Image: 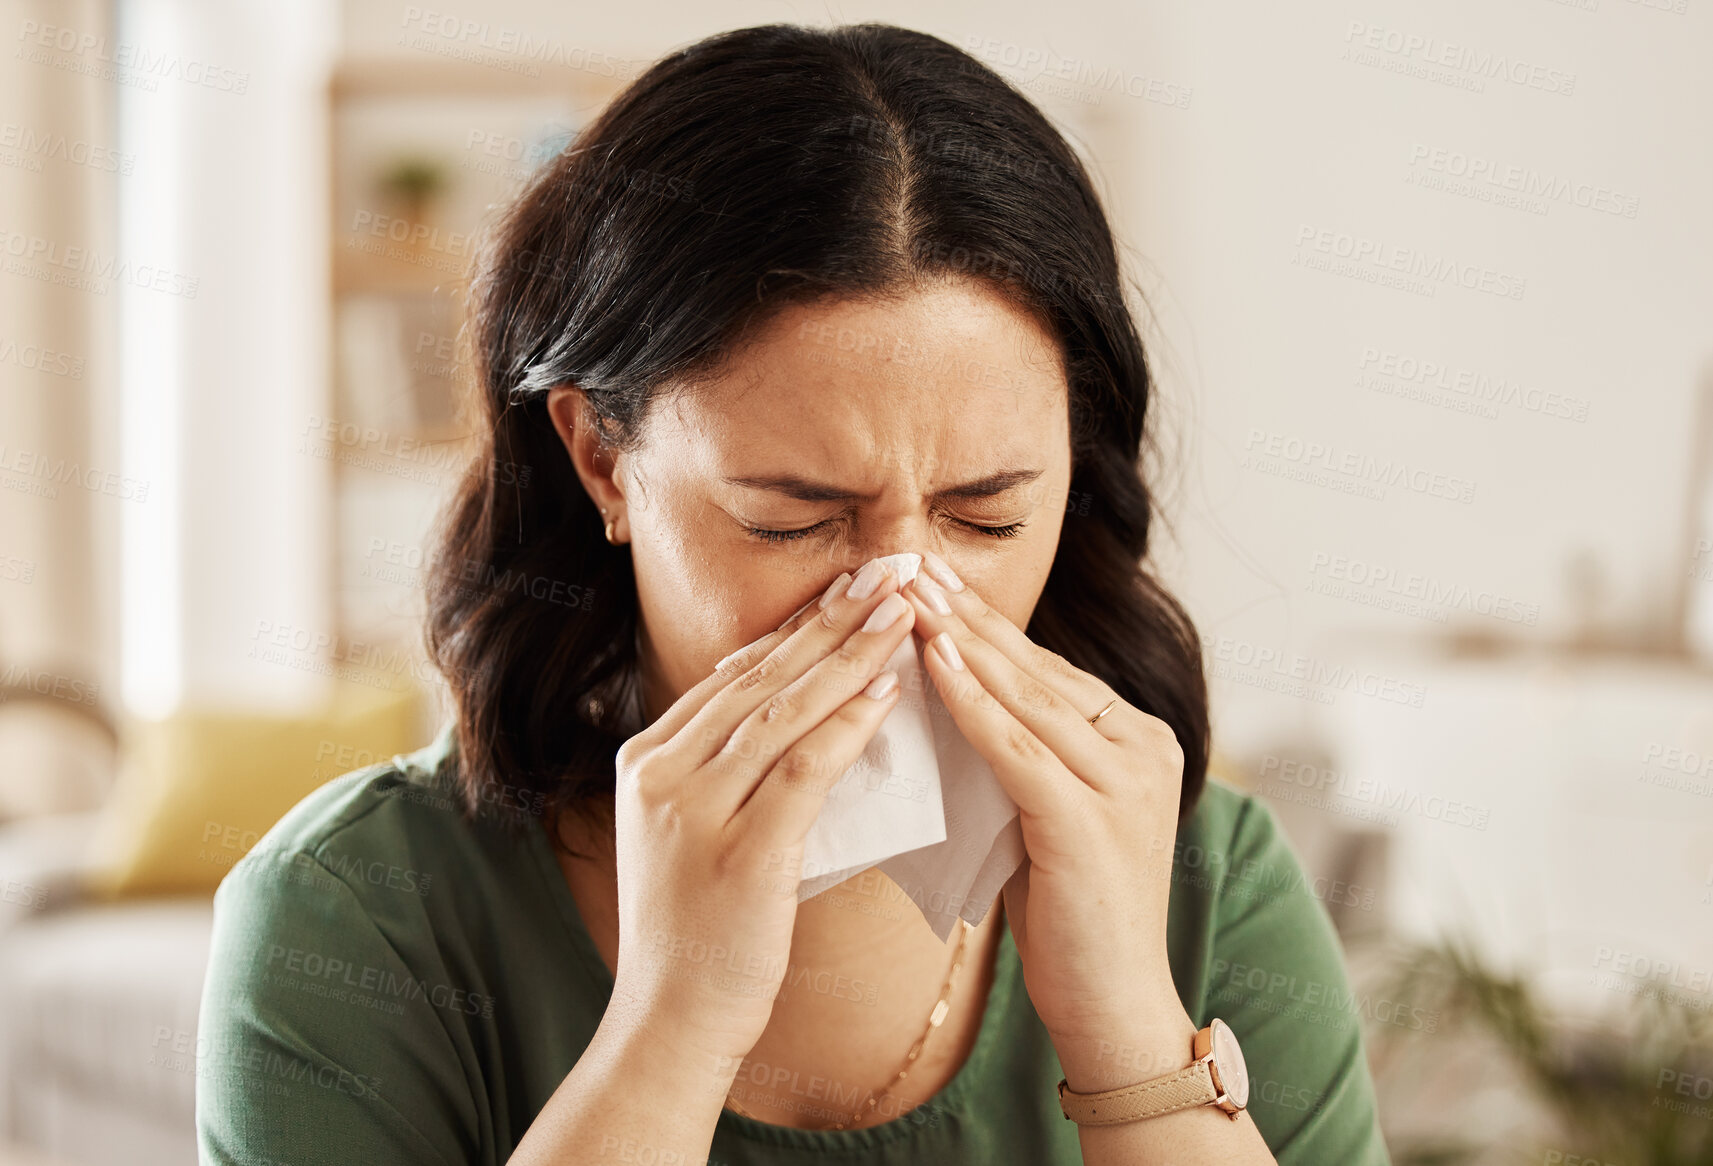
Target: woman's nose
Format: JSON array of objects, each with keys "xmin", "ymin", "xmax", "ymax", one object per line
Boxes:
[{"xmin": 842, "ymin": 519, "xmax": 943, "ymax": 574}]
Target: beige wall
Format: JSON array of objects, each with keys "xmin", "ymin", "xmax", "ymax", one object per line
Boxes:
[
  {"xmin": 340, "ymin": 0, "xmax": 1713, "ymax": 747},
  {"xmin": 9, "ymin": 0, "xmax": 1711, "ymax": 808},
  {"xmin": 326, "ymin": 0, "xmax": 1713, "ymax": 988}
]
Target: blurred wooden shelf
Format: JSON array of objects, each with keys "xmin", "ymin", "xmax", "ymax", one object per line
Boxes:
[{"xmin": 323, "ymin": 52, "xmax": 625, "ymax": 645}]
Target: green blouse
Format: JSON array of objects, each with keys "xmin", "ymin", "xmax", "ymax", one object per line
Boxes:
[{"xmin": 195, "ymin": 724, "xmax": 1391, "ymax": 1164}]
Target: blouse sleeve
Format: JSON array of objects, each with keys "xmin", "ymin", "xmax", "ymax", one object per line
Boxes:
[
  {"xmin": 1200, "ymin": 794, "xmax": 1393, "ymax": 1165},
  {"xmin": 195, "ymin": 848, "xmax": 475, "ymax": 1166}
]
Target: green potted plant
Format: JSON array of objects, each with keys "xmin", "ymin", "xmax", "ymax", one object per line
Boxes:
[{"xmin": 1368, "ymin": 937, "xmax": 1713, "ymax": 1165}]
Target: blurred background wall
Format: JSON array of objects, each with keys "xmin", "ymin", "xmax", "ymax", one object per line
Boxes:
[{"xmin": 1, "ymin": 0, "xmax": 1709, "ymax": 1163}]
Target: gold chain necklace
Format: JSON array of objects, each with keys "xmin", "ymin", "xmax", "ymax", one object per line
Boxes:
[{"xmin": 724, "ymin": 918, "xmax": 974, "ymax": 1131}]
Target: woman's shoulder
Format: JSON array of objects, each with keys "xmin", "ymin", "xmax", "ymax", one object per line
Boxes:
[
  {"xmin": 205, "ymin": 722, "xmax": 552, "ymax": 952},
  {"xmin": 1179, "ymin": 778, "xmax": 1369, "ymax": 921},
  {"xmin": 219, "ymin": 722, "xmax": 497, "ymax": 898},
  {"xmin": 247, "ymin": 721, "xmax": 460, "ymax": 847},
  {"xmin": 196, "ymin": 722, "xmax": 522, "ymax": 1165},
  {"xmin": 1168, "ymin": 783, "xmax": 1394, "ymax": 1163},
  {"xmin": 199, "ymin": 718, "xmax": 551, "ymax": 1041},
  {"xmin": 1170, "ymin": 778, "xmax": 1292, "ymax": 898},
  {"xmin": 1165, "ymin": 778, "xmax": 1347, "ymax": 997},
  {"xmin": 1178, "ymin": 776, "xmax": 1277, "ymax": 839}
]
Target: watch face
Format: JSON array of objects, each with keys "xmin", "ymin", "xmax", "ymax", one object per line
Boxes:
[{"xmin": 1211, "ymin": 1019, "xmax": 1249, "ymax": 1108}]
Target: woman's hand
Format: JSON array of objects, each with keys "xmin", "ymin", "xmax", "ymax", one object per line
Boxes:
[
  {"xmin": 605, "ymin": 559, "xmax": 917, "ymax": 1073},
  {"xmin": 899, "ymin": 553, "xmax": 1199, "ymax": 1090}
]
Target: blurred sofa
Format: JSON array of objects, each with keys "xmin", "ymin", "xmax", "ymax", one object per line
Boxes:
[
  {"xmin": 0, "ymin": 682, "xmax": 422, "ymax": 1166},
  {"xmin": 0, "ymin": 826, "xmax": 211, "ymax": 1165}
]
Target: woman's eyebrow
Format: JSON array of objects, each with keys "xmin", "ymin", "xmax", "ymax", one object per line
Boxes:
[{"xmin": 722, "ymin": 467, "xmax": 1043, "ymax": 502}]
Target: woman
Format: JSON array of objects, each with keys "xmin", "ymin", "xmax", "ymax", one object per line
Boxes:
[{"xmin": 197, "ymin": 22, "xmax": 1390, "ymax": 1165}]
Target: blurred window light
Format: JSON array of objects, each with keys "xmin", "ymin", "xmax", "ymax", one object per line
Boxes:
[{"xmin": 117, "ymin": 0, "xmax": 184, "ymax": 719}]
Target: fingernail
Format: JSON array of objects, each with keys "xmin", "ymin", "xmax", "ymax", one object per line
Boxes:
[
  {"xmin": 845, "ymin": 558, "xmax": 890, "ymax": 600},
  {"xmin": 912, "ymin": 574, "xmax": 951, "ymax": 615},
  {"xmin": 862, "ymin": 592, "xmax": 908, "ymax": 632},
  {"xmin": 933, "ymin": 632, "xmax": 965, "ymax": 671},
  {"xmin": 818, "ymin": 572, "xmax": 852, "ymax": 609},
  {"xmin": 863, "ymin": 669, "xmax": 899, "ymax": 700},
  {"xmin": 921, "ymin": 550, "xmax": 964, "ymax": 592}
]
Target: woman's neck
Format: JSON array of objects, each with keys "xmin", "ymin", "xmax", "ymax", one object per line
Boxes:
[
  {"xmin": 548, "ymin": 808, "xmax": 1004, "ymax": 1131},
  {"xmin": 742, "ymin": 867, "xmax": 1006, "ymax": 1129}
]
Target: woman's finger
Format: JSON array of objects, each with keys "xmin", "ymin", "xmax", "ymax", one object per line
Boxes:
[
  {"xmin": 903, "ymin": 574, "xmax": 1127, "ymax": 793},
  {"xmin": 711, "ymin": 570, "xmax": 852, "ymax": 677},
  {"xmin": 917, "ymin": 627, "xmax": 1079, "ymax": 820},
  {"xmin": 915, "ymin": 568, "xmax": 1124, "ymax": 731},
  {"xmin": 626, "ymin": 571, "xmax": 853, "ymax": 755},
  {"xmin": 675, "ymin": 559, "xmax": 904, "ymax": 767},
  {"xmin": 733, "ymin": 665, "xmax": 904, "ymax": 846},
  {"xmin": 697, "ymin": 586, "xmax": 917, "ymax": 814}
]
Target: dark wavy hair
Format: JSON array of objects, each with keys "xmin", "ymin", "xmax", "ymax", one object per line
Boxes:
[{"xmin": 424, "ymin": 22, "xmax": 1208, "ymax": 842}]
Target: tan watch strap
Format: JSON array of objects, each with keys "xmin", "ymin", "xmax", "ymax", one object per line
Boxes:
[{"xmin": 1056, "ymin": 1059, "xmax": 1217, "ymax": 1125}]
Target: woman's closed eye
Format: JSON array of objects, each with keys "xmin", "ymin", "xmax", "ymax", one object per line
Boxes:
[{"xmin": 742, "ymin": 514, "xmax": 1029, "ymax": 544}]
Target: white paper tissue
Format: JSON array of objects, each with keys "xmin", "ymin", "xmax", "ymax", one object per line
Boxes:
[{"xmin": 795, "ymin": 552, "xmax": 1028, "ymax": 941}]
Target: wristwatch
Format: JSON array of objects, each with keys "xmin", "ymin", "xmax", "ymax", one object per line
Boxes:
[{"xmin": 1056, "ymin": 1018, "xmax": 1250, "ymax": 1126}]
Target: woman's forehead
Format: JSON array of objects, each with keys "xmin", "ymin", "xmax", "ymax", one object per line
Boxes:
[
  {"xmin": 646, "ymin": 283, "xmax": 1070, "ymax": 470},
  {"xmin": 651, "ymin": 380, "xmax": 1068, "ymax": 493}
]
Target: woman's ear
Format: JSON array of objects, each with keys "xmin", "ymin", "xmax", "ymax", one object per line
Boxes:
[{"xmin": 545, "ymin": 385, "xmax": 627, "ymax": 540}]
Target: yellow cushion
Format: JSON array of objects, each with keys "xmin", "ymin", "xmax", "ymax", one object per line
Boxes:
[{"xmin": 83, "ymin": 681, "xmax": 425, "ymax": 898}]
